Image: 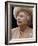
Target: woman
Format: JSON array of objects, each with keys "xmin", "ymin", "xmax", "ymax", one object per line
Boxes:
[{"xmin": 11, "ymin": 7, "xmax": 33, "ymax": 39}]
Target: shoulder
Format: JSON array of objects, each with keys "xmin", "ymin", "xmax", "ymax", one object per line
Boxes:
[
  {"xmin": 11, "ymin": 27, "xmax": 19, "ymax": 33},
  {"xmin": 11, "ymin": 27, "xmax": 20, "ymax": 38},
  {"xmin": 28, "ymin": 27, "xmax": 33, "ymax": 37},
  {"xmin": 11, "ymin": 27, "xmax": 19, "ymax": 37},
  {"xmin": 11, "ymin": 27, "xmax": 18, "ymax": 31},
  {"xmin": 29, "ymin": 27, "xmax": 32, "ymax": 31}
]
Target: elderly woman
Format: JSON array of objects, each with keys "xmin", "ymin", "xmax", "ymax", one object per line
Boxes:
[{"xmin": 11, "ymin": 7, "xmax": 33, "ymax": 38}]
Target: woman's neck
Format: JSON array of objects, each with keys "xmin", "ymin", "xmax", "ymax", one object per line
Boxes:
[{"xmin": 19, "ymin": 24, "xmax": 28, "ymax": 32}]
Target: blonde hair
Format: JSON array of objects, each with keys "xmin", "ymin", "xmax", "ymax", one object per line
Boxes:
[{"xmin": 13, "ymin": 7, "xmax": 32, "ymax": 19}]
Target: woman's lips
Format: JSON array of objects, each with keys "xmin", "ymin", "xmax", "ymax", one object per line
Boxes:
[{"xmin": 17, "ymin": 21, "xmax": 22, "ymax": 23}]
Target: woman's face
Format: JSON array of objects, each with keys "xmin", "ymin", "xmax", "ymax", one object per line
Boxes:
[{"xmin": 16, "ymin": 11, "xmax": 30, "ymax": 26}]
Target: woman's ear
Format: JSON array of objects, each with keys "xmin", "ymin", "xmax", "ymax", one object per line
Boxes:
[
  {"xmin": 27, "ymin": 16, "xmax": 30, "ymax": 20},
  {"xmin": 27, "ymin": 15, "xmax": 32, "ymax": 26}
]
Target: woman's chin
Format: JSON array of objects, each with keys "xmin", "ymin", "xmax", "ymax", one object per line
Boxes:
[
  {"xmin": 17, "ymin": 23, "xmax": 25, "ymax": 26},
  {"xmin": 17, "ymin": 23, "xmax": 22, "ymax": 26},
  {"xmin": 17, "ymin": 23, "xmax": 27, "ymax": 27}
]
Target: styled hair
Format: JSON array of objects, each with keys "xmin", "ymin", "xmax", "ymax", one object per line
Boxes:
[
  {"xmin": 13, "ymin": 7, "xmax": 32, "ymax": 19},
  {"xmin": 13, "ymin": 7, "xmax": 33, "ymax": 28}
]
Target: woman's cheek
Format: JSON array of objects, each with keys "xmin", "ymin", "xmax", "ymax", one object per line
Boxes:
[{"xmin": 23, "ymin": 15, "xmax": 27, "ymax": 20}]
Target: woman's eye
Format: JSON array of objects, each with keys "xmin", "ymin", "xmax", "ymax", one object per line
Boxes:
[{"xmin": 20, "ymin": 15, "xmax": 24, "ymax": 17}]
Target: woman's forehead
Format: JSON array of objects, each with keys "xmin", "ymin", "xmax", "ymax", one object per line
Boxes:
[{"xmin": 17, "ymin": 10, "xmax": 29, "ymax": 16}]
